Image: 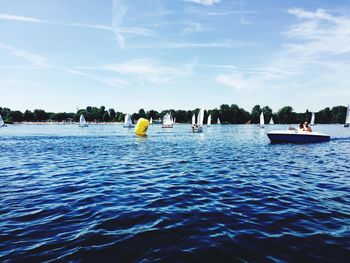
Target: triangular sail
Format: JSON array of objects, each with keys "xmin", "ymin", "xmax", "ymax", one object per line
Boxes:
[
  {"xmin": 310, "ymin": 112, "xmax": 315, "ymax": 125},
  {"xmin": 260, "ymin": 112, "xmax": 265, "ymax": 126},
  {"xmin": 217, "ymin": 118, "xmax": 221, "ymax": 124},
  {"xmin": 163, "ymin": 113, "xmax": 172, "ymax": 125},
  {"xmin": 124, "ymin": 114, "xmax": 133, "ymax": 126},
  {"xmin": 0, "ymin": 114, "xmax": 4, "ymax": 126},
  {"xmin": 345, "ymin": 104, "xmax": 350, "ymax": 124},
  {"xmin": 269, "ymin": 117, "xmax": 274, "ymax": 125},
  {"xmin": 150, "ymin": 117, "xmax": 153, "ymax": 124},
  {"xmin": 192, "ymin": 114, "xmax": 196, "ymax": 125},
  {"xmin": 197, "ymin": 107, "xmax": 205, "ymax": 126},
  {"xmin": 207, "ymin": 114, "xmax": 212, "ymax": 126},
  {"xmin": 79, "ymin": 114, "xmax": 87, "ymax": 126}
]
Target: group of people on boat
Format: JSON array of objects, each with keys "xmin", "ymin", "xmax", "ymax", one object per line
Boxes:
[{"xmin": 289, "ymin": 122, "xmax": 312, "ymax": 132}]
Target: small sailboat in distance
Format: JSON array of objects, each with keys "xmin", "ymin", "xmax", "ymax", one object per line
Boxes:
[
  {"xmin": 162, "ymin": 113, "xmax": 173, "ymax": 128},
  {"xmin": 123, "ymin": 113, "xmax": 135, "ymax": 128},
  {"xmin": 150, "ymin": 117, "xmax": 153, "ymax": 124},
  {"xmin": 217, "ymin": 118, "xmax": 221, "ymax": 124},
  {"xmin": 0, "ymin": 114, "xmax": 7, "ymax": 127},
  {"xmin": 344, "ymin": 104, "xmax": 350, "ymax": 127},
  {"xmin": 207, "ymin": 114, "xmax": 212, "ymax": 127},
  {"xmin": 192, "ymin": 107, "xmax": 204, "ymax": 133},
  {"xmin": 79, "ymin": 114, "xmax": 88, "ymax": 127},
  {"xmin": 258, "ymin": 112, "xmax": 265, "ymax": 128},
  {"xmin": 269, "ymin": 117, "xmax": 274, "ymax": 125},
  {"xmin": 310, "ymin": 112, "xmax": 315, "ymax": 126}
]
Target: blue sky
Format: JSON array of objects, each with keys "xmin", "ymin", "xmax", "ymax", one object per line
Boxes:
[{"xmin": 1, "ymin": 0, "xmax": 350, "ymax": 113}]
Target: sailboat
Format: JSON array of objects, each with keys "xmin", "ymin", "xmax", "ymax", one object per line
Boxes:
[
  {"xmin": 269, "ymin": 117, "xmax": 274, "ymax": 125},
  {"xmin": 310, "ymin": 112, "xmax": 315, "ymax": 126},
  {"xmin": 344, "ymin": 104, "xmax": 350, "ymax": 127},
  {"xmin": 79, "ymin": 114, "xmax": 88, "ymax": 127},
  {"xmin": 0, "ymin": 114, "xmax": 7, "ymax": 127},
  {"xmin": 150, "ymin": 117, "xmax": 153, "ymax": 124},
  {"xmin": 217, "ymin": 118, "xmax": 221, "ymax": 124},
  {"xmin": 259, "ymin": 112, "xmax": 265, "ymax": 128},
  {"xmin": 192, "ymin": 107, "xmax": 204, "ymax": 133},
  {"xmin": 207, "ymin": 114, "xmax": 212, "ymax": 127},
  {"xmin": 162, "ymin": 113, "xmax": 173, "ymax": 128},
  {"xmin": 123, "ymin": 113, "xmax": 134, "ymax": 128}
]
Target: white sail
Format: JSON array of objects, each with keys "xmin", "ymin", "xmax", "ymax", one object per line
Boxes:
[
  {"xmin": 310, "ymin": 112, "xmax": 315, "ymax": 125},
  {"xmin": 173, "ymin": 117, "xmax": 176, "ymax": 124},
  {"xmin": 0, "ymin": 114, "xmax": 4, "ymax": 126},
  {"xmin": 260, "ymin": 112, "xmax": 265, "ymax": 126},
  {"xmin": 207, "ymin": 114, "xmax": 212, "ymax": 126},
  {"xmin": 269, "ymin": 117, "xmax": 274, "ymax": 125},
  {"xmin": 124, "ymin": 113, "xmax": 133, "ymax": 126},
  {"xmin": 150, "ymin": 117, "xmax": 153, "ymax": 124},
  {"xmin": 217, "ymin": 118, "xmax": 221, "ymax": 124},
  {"xmin": 192, "ymin": 114, "xmax": 196, "ymax": 125},
  {"xmin": 197, "ymin": 107, "xmax": 205, "ymax": 126},
  {"xmin": 345, "ymin": 104, "xmax": 350, "ymax": 124},
  {"xmin": 163, "ymin": 113, "xmax": 172, "ymax": 126},
  {"xmin": 79, "ymin": 114, "xmax": 87, "ymax": 126}
]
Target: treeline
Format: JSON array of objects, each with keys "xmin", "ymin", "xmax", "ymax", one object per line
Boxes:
[{"xmin": 0, "ymin": 104, "xmax": 347, "ymax": 124}]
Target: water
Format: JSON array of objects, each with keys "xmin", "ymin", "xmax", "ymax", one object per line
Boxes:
[{"xmin": 0, "ymin": 124, "xmax": 349, "ymax": 262}]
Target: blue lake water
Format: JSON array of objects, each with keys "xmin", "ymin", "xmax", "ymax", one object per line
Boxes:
[{"xmin": 0, "ymin": 124, "xmax": 349, "ymax": 261}]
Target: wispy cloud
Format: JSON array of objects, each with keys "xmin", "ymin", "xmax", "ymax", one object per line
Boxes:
[
  {"xmin": 0, "ymin": 14, "xmax": 41, "ymax": 22},
  {"xmin": 0, "ymin": 43, "xmax": 49, "ymax": 66},
  {"xmin": 181, "ymin": 22, "xmax": 210, "ymax": 35},
  {"xmin": 130, "ymin": 39, "xmax": 256, "ymax": 49},
  {"xmin": 216, "ymin": 8, "xmax": 350, "ymax": 101},
  {"xmin": 183, "ymin": 0, "xmax": 221, "ymax": 6}
]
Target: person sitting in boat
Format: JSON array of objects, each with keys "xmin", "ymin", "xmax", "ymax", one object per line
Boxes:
[
  {"xmin": 298, "ymin": 123, "xmax": 304, "ymax": 133},
  {"xmin": 304, "ymin": 122, "xmax": 312, "ymax": 132}
]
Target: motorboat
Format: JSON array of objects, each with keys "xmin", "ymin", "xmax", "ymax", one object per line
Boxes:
[{"xmin": 267, "ymin": 130, "xmax": 330, "ymax": 143}]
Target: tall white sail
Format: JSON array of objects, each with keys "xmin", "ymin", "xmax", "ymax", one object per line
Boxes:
[
  {"xmin": 0, "ymin": 114, "xmax": 4, "ymax": 126},
  {"xmin": 173, "ymin": 117, "xmax": 176, "ymax": 124},
  {"xmin": 310, "ymin": 112, "xmax": 315, "ymax": 125},
  {"xmin": 269, "ymin": 117, "xmax": 274, "ymax": 125},
  {"xmin": 150, "ymin": 117, "xmax": 153, "ymax": 124},
  {"xmin": 192, "ymin": 114, "xmax": 196, "ymax": 125},
  {"xmin": 207, "ymin": 114, "xmax": 212, "ymax": 126},
  {"xmin": 79, "ymin": 114, "xmax": 87, "ymax": 126},
  {"xmin": 197, "ymin": 107, "xmax": 205, "ymax": 126},
  {"xmin": 163, "ymin": 113, "xmax": 172, "ymax": 126},
  {"xmin": 260, "ymin": 112, "xmax": 265, "ymax": 126},
  {"xmin": 345, "ymin": 105, "xmax": 350, "ymax": 124},
  {"xmin": 124, "ymin": 113, "xmax": 133, "ymax": 126},
  {"xmin": 217, "ymin": 118, "xmax": 221, "ymax": 124}
]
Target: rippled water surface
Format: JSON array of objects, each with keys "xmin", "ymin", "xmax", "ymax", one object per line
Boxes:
[{"xmin": 1, "ymin": 124, "xmax": 349, "ymax": 262}]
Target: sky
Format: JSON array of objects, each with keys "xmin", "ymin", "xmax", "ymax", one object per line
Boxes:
[{"xmin": 1, "ymin": 0, "xmax": 350, "ymax": 113}]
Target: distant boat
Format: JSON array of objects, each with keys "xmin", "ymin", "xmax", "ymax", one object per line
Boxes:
[
  {"xmin": 258, "ymin": 112, "xmax": 265, "ymax": 128},
  {"xmin": 217, "ymin": 118, "xmax": 221, "ymax": 124},
  {"xmin": 0, "ymin": 114, "xmax": 7, "ymax": 127},
  {"xmin": 79, "ymin": 114, "xmax": 88, "ymax": 127},
  {"xmin": 192, "ymin": 107, "xmax": 204, "ymax": 133},
  {"xmin": 310, "ymin": 112, "xmax": 315, "ymax": 126},
  {"xmin": 267, "ymin": 130, "xmax": 330, "ymax": 143},
  {"xmin": 162, "ymin": 113, "xmax": 173, "ymax": 128},
  {"xmin": 150, "ymin": 117, "xmax": 153, "ymax": 124},
  {"xmin": 207, "ymin": 114, "xmax": 212, "ymax": 127},
  {"xmin": 173, "ymin": 117, "xmax": 176, "ymax": 124},
  {"xmin": 269, "ymin": 117, "xmax": 274, "ymax": 125},
  {"xmin": 123, "ymin": 113, "xmax": 134, "ymax": 128},
  {"xmin": 344, "ymin": 104, "xmax": 350, "ymax": 127}
]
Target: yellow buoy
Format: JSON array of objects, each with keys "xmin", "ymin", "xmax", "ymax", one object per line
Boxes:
[{"xmin": 135, "ymin": 118, "xmax": 150, "ymax": 136}]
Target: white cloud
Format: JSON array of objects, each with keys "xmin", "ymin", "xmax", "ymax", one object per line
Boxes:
[
  {"xmin": 183, "ymin": 0, "xmax": 221, "ymax": 6},
  {"xmin": 98, "ymin": 59, "xmax": 194, "ymax": 84},
  {"xmin": 181, "ymin": 22, "xmax": 209, "ymax": 35},
  {"xmin": 0, "ymin": 14, "xmax": 41, "ymax": 23},
  {"xmin": 0, "ymin": 43, "xmax": 49, "ymax": 66}
]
